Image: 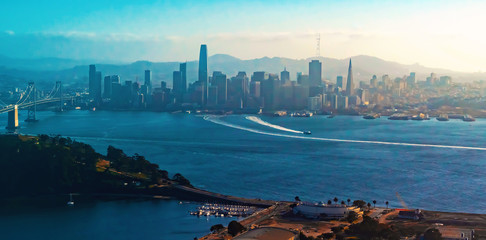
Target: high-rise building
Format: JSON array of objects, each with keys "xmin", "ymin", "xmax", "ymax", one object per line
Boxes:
[
  {"xmin": 345, "ymin": 59, "xmax": 354, "ymax": 96},
  {"xmin": 250, "ymin": 81, "xmax": 261, "ymax": 98},
  {"xmin": 211, "ymin": 71, "xmax": 228, "ymax": 105},
  {"xmin": 297, "ymin": 74, "xmax": 309, "ymax": 86},
  {"xmin": 309, "ymin": 60, "xmax": 322, "ymax": 86},
  {"xmin": 251, "ymin": 71, "xmax": 267, "ymax": 82},
  {"xmin": 280, "ymin": 67, "xmax": 290, "ymax": 84},
  {"xmin": 103, "ymin": 76, "xmax": 112, "ymax": 98},
  {"xmin": 198, "ymin": 44, "xmax": 208, "ymax": 105},
  {"xmin": 144, "ymin": 70, "xmax": 152, "ymax": 94},
  {"xmin": 180, "ymin": 62, "xmax": 187, "ymax": 94},
  {"xmin": 173, "ymin": 71, "xmax": 182, "ymax": 103},
  {"xmin": 336, "ymin": 76, "xmax": 344, "ymax": 89},
  {"xmin": 94, "ymin": 71, "xmax": 102, "ymax": 104},
  {"xmin": 89, "ymin": 65, "xmax": 96, "ymax": 99}
]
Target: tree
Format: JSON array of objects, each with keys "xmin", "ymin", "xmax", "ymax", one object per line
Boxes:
[
  {"xmin": 423, "ymin": 228, "xmax": 443, "ymax": 240},
  {"xmin": 353, "ymin": 200, "xmax": 366, "ymax": 208},
  {"xmin": 327, "ymin": 200, "xmax": 332, "ymax": 205},
  {"xmin": 341, "ymin": 201, "xmax": 345, "ymax": 205},
  {"xmin": 347, "ymin": 198, "xmax": 351, "ymax": 206},
  {"xmin": 295, "ymin": 196, "xmax": 301, "ymax": 202},
  {"xmin": 333, "ymin": 197, "xmax": 338, "ymax": 204},
  {"xmin": 331, "ymin": 226, "xmax": 343, "ymax": 234},
  {"xmin": 373, "ymin": 200, "xmax": 377, "ymax": 208},
  {"xmin": 346, "ymin": 211, "xmax": 359, "ymax": 223},
  {"xmin": 386, "ymin": 201, "xmax": 389, "ymax": 209},
  {"xmin": 227, "ymin": 221, "xmax": 246, "ymax": 236},
  {"xmin": 367, "ymin": 202, "xmax": 372, "ymax": 209},
  {"xmin": 210, "ymin": 224, "xmax": 224, "ymax": 233}
]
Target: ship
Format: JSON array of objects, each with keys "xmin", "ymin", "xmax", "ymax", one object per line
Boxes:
[
  {"xmin": 291, "ymin": 111, "xmax": 313, "ymax": 117},
  {"xmin": 363, "ymin": 113, "xmax": 380, "ymax": 119},
  {"xmin": 303, "ymin": 131, "xmax": 312, "ymax": 135},
  {"xmin": 463, "ymin": 114, "xmax": 476, "ymax": 122},
  {"xmin": 411, "ymin": 113, "xmax": 430, "ymax": 121},
  {"xmin": 436, "ymin": 114, "xmax": 449, "ymax": 121},
  {"xmin": 388, "ymin": 113, "xmax": 410, "ymax": 120}
]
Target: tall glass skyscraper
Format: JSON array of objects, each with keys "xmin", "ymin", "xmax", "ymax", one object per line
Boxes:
[
  {"xmin": 198, "ymin": 44, "xmax": 208, "ymax": 105},
  {"xmin": 309, "ymin": 60, "xmax": 322, "ymax": 86},
  {"xmin": 345, "ymin": 59, "xmax": 354, "ymax": 96}
]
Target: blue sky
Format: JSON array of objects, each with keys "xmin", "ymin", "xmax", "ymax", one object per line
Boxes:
[{"xmin": 1, "ymin": 0, "xmax": 485, "ymax": 72}]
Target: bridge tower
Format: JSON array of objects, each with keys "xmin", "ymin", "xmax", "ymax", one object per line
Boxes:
[
  {"xmin": 25, "ymin": 82, "xmax": 38, "ymax": 122},
  {"xmin": 6, "ymin": 105, "xmax": 19, "ymax": 131},
  {"xmin": 56, "ymin": 81, "xmax": 63, "ymax": 112}
]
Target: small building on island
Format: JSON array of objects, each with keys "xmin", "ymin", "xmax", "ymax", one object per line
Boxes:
[
  {"xmin": 292, "ymin": 202, "xmax": 362, "ymax": 219},
  {"xmin": 397, "ymin": 209, "xmax": 424, "ymax": 220}
]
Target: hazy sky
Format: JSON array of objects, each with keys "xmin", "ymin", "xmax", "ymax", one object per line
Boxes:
[{"xmin": 0, "ymin": 0, "xmax": 485, "ymax": 72}]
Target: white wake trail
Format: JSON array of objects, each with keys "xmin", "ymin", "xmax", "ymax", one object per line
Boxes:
[
  {"xmin": 245, "ymin": 116, "xmax": 303, "ymax": 133},
  {"xmin": 204, "ymin": 115, "xmax": 486, "ymax": 151}
]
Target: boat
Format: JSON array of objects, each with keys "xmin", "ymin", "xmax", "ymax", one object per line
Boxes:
[
  {"xmin": 303, "ymin": 131, "xmax": 311, "ymax": 135},
  {"xmin": 388, "ymin": 113, "xmax": 410, "ymax": 120},
  {"xmin": 363, "ymin": 113, "xmax": 380, "ymax": 119},
  {"xmin": 463, "ymin": 114, "xmax": 476, "ymax": 122},
  {"xmin": 67, "ymin": 193, "xmax": 74, "ymax": 206},
  {"xmin": 327, "ymin": 115, "xmax": 335, "ymax": 118},
  {"xmin": 436, "ymin": 114, "xmax": 449, "ymax": 121},
  {"xmin": 411, "ymin": 113, "xmax": 430, "ymax": 121}
]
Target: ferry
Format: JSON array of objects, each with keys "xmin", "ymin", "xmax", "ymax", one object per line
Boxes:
[
  {"xmin": 388, "ymin": 113, "xmax": 410, "ymax": 120},
  {"xmin": 463, "ymin": 114, "xmax": 476, "ymax": 122},
  {"xmin": 411, "ymin": 113, "xmax": 430, "ymax": 121},
  {"xmin": 363, "ymin": 113, "xmax": 380, "ymax": 119},
  {"xmin": 303, "ymin": 131, "xmax": 312, "ymax": 135},
  {"xmin": 67, "ymin": 193, "xmax": 74, "ymax": 206},
  {"xmin": 436, "ymin": 114, "xmax": 449, "ymax": 121}
]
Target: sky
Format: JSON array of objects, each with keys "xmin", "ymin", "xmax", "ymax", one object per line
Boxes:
[{"xmin": 0, "ymin": 0, "xmax": 485, "ymax": 72}]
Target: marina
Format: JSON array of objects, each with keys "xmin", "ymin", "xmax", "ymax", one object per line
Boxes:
[{"xmin": 190, "ymin": 203, "xmax": 260, "ymax": 218}]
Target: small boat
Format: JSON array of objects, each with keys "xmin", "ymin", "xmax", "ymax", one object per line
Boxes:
[
  {"xmin": 463, "ymin": 114, "xmax": 476, "ymax": 122},
  {"xmin": 327, "ymin": 115, "xmax": 335, "ymax": 118},
  {"xmin": 67, "ymin": 193, "xmax": 74, "ymax": 206},
  {"xmin": 303, "ymin": 131, "xmax": 311, "ymax": 135},
  {"xmin": 436, "ymin": 114, "xmax": 449, "ymax": 121},
  {"xmin": 363, "ymin": 113, "xmax": 380, "ymax": 119}
]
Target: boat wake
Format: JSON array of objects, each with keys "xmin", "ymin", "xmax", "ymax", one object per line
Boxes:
[
  {"xmin": 204, "ymin": 115, "xmax": 486, "ymax": 151},
  {"xmin": 245, "ymin": 116, "xmax": 303, "ymax": 134}
]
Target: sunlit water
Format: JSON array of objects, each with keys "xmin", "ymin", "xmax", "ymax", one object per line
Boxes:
[{"xmin": 1, "ymin": 110, "xmax": 485, "ymax": 238}]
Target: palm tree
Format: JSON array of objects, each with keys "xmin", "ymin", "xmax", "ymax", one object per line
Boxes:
[
  {"xmin": 341, "ymin": 201, "xmax": 345, "ymax": 205},
  {"xmin": 347, "ymin": 199, "xmax": 351, "ymax": 206},
  {"xmin": 385, "ymin": 201, "xmax": 389, "ymax": 209},
  {"xmin": 333, "ymin": 197, "xmax": 338, "ymax": 204},
  {"xmin": 367, "ymin": 202, "xmax": 371, "ymax": 210},
  {"xmin": 327, "ymin": 200, "xmax": 332, "ymax": 205},
  {"xmin": 373, "ymin": 200, "xmax": 377, "ymax": 208}
]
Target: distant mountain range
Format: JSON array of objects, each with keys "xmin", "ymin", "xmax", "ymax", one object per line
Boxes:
[{"xmin": 0, "ymin": 54, "xmax": 484, "ymax": 89}]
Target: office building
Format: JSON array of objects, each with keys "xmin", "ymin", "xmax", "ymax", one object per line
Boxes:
[
  {"xmin": 198, "ymin": 44, "xmax": 208, "ymax": 105},
  {"xmin": 345, "ymin": 59, "xmax": 354, "ymax": 96},
  {"xmin": 309, "ymin": 60, "xmax": 322, "ymax": 86},
  {"xmin": 336, "ymin": 76, "xmax": 344, "ymax": 89},
  {"xmin": 280, "ymin": 67, "xmax": 290, "ymax": 84}
]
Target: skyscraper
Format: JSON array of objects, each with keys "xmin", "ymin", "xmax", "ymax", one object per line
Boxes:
[
  {"xmin": 198, "ymin": 44, "xmax": 208, "ymax": 105},
  {"xmin": 280, "ymin": 67, "xmax": 290, "ymax": 84},
  {"xmin": 173, "ymin": 71, "xmax": 182, "ymax": 103},
  {"xmin": 345, "ymin": 59, "xmax": 354, "ymax": 96},
  {"xmin": 180, "ymin": 62, "xmax": 187, "ymax": 94},
  {"xmin": 94, "ymin": 71, "xmax": 102, "ymax": 104},
  {"xmin": 309, "ymin": 60, "xmax": 322, "ymax": 86},
  {"xmin": 103, "ymin": 76, "xmax": 111, "ymax": 98},
  {"xmin": 89, "ymin": 64, "xmax": 96, "ymax": 99},
  {"xmin": 144, "ymin": 70, "xmax": 152, "ymax": 94},
  {"xmin": 336, "ymin": 76, "xmax": 344, "ymax": 89}
]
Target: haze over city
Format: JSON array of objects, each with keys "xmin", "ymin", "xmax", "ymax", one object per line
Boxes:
[{"xmin": 1, "ymin": 0, "xmax": 485, "ymax": 72}]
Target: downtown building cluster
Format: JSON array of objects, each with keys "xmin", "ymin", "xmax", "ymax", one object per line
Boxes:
[{"xmin": 87, "ymin": 44, "xmax": 453, "ymax": 114}]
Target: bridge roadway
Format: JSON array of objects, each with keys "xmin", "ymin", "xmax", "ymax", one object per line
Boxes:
[{"xmin": 0, "ymin": 98, "xmax": 61, "ymax": 114}]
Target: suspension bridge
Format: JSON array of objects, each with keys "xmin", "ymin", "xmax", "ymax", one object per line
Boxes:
[{"xmin": 0, "ymin": 81, "xmax": 63, "ymax": 130}]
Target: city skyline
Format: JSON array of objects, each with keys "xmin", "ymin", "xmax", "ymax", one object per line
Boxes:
[{"xmin": 1, "ymin": 0, "xmax": 486, "ymax": 72}]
